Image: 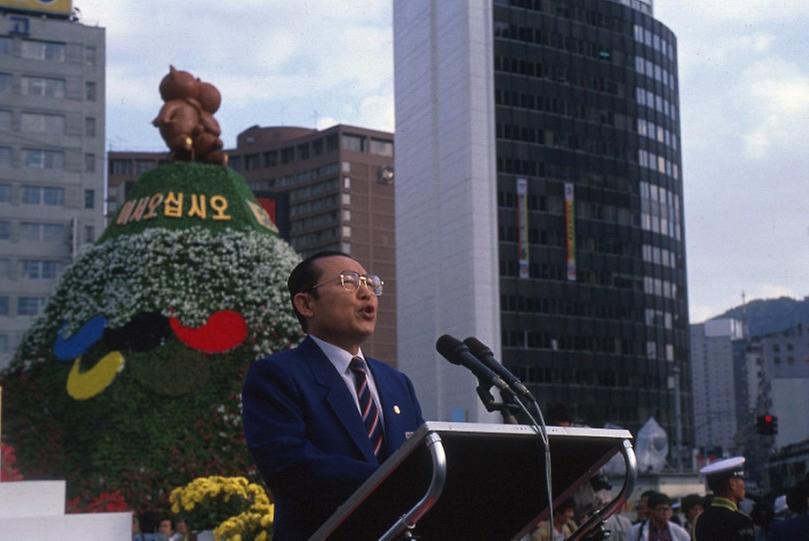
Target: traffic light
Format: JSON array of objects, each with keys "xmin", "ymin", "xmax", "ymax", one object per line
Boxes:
[{"xmin": 756, "ymin": 414, "xmax": 778, "ymax": 435}]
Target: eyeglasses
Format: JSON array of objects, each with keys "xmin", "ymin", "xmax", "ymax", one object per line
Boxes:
[{"xmin": 305, "ymin": 270, "xmax": 384, "ymax": 296}]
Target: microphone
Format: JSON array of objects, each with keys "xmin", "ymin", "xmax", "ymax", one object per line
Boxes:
[
  {"xmin": 464, "ymin": 336, "xmax": 535, "ymax": 401},
  {"xmin": 435, "ymin": 335, "xmax": 509, "ymax": 391}
]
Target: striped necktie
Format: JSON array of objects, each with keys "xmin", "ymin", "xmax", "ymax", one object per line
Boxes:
[{"xmin": 350, "ymin": 357, "xmax": 384, "ymax": 458}]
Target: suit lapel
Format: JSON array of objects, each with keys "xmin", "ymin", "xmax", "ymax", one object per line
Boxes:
[{"xmin": 301, "ymin": 337, "xmax": 375, "ymax": 462}]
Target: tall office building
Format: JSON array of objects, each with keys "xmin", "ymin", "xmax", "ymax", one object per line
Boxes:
[
  {"xmin": 0, "ymin": 2, "xmax": 105, "ymax": 370},
  {"xmin": 690, "ymin": 319, "xmax": 746, "ymax": 454},
  {"xmin": 394, "ymin": 0, "xmax": 690, "ymax": 448},
  {"xmin": 108, "ymin": 124, "xmax": 398, "ymax": 363}
]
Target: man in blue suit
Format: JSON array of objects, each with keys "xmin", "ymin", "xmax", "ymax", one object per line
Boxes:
[{"xmin": 242, "ymin": 251, "xmax": 424, "ymax": 540}]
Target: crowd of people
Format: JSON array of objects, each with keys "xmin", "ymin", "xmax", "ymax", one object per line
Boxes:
[
  {"xmin": 529, "ymin": 457, "xmax": 809, "ymax": 541},
  {"xmin": 132, "ymin": 514, "xmax": 194, "ymax": 541}
]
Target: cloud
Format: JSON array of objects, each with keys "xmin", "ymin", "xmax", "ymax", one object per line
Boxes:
[
  {"xmin": 734, "ymin": 58, "xmax": 809, "ymax": 158},
  {"xmin": 76, "ymin": 0, "xmax": 394, "ymax": 148}
]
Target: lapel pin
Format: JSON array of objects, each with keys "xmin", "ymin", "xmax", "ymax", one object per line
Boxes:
[{"xmin": 393, "ymin": 405, "xmax": 401, "ymax": 415}]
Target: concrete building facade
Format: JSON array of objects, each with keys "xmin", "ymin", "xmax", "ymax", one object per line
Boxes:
[
  {"xmin": 690, "ymin": 318, "xmax": 745, "ymax": 454},
  {"xmin": 0, "ymin": 7, "xmax": 105, "ymax": 369},
  {"xmin": 754, "ymin": 323, "xmax": 809, "ymax": 449},
  {"xmin": 394, "ymin": 0, "xmax": 690, "ymax": 443}
]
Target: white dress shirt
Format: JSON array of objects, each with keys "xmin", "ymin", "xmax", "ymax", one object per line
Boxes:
[{"xmin": 310, "ymin": 334, "xmax": 385, "ymax": 425}]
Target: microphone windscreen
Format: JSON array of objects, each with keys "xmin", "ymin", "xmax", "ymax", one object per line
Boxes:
[{"xmin": 436, "ymin": 334, "xmax": 463, "ymax": 364}]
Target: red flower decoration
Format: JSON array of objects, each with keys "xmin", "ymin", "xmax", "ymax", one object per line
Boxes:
[
  {"xmin": 169, "ymin": 310, "xmax": 248, "ymax": 354},
  {"xmin": 0, "ymin": 443, "xmax": 24, "ymax": 482}
]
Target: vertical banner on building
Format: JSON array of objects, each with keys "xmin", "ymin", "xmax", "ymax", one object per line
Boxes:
[
  {"xmin": 564, "ymin": 182, "xmax": 576, "ymax": 281},
  {"xmin": 516, "ymin": 177, "xmax": 529, "ymax": 279}
]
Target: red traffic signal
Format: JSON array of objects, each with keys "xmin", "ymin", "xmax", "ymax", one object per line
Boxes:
[{"xmin": 756, "ymin": 414, "xmax": 778, "ymax": 435}]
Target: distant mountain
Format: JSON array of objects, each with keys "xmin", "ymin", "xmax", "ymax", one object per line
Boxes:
[{"xmin": 712, "ymin": 296, "xmax": 809, "ymax": 336}]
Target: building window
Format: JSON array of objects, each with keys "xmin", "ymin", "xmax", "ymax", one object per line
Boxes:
[
  {"xmin": 244, "ymin": 153, "xmax": 260, "ymax": 171},
  {"xmin": 343, "ymin": 176, "xmax": 351, "ymax": 189},
  {"xmin": 0, "ymin": 146, "xmax": 10, "ymax": 167},
  {"xmin": 24, "ymin": 149, "xmax": 64, "ymax": 170},
  {"xmin": 21, "ymin": 39, "xmax": 66, "ymax": 62},
  {"xmin": 341, "ymin": 134, "xmax": 364, "ymax": 152},
  {"xmin": 85, "ymin": 81, "xmax": 97, "ymax": 101},
  {"xmin": 85, "ymin": 189, "xmax": 95, "ymax": 209},
  {"xmin": 312, "ymin": 138, "xmax": 324, "ymax": 155},
  {"xmin": 369, "ymin": 139, "xmax": 394, "ymax": 157},
  {"xmin": 0, "ymin": 334, "xmax": 6, "ymax": 353},
  {"xmin": 110, "ymin": 159, "xmax": 132, "ymax": 176},
  {"xmin": 0, "ymin": 258, "xmax": 9, "ymax": 276},
  {"xmin": 342, "ymin": 226, "xmax": 351, "ymax": 238},
  {"xmin": 0, "ymin": 110, "xmax": 10, "ymax": 130},
  {"xmin": 341, "ymin": 193, "xmax": 351, "ymax": 205},
  {"xmin": 84, "ymin": 45, "xmax": 97, "ymax": 66},
  {"xmin": 17, "ymin": 297, "xmax": 45, "ymax": 316},
  {"xmin": 133, "ymin": 160, "xmax": 155, "ymax": 176},
  {"xmin": 22, "ymin": 76, "xmax": 66, "ymax": 98},
  {"xmin": 0, "ymin": 222, "xmax": 9, "ymax": 239},
  {"xmin": 0, "ymin": 36, "xmax": 10, "ymax": 55},
  {"xmin": 298, "ymin": 144, "xmax": 310, "ymax": 160},
  {"xmin": 21, "ymin": 260, "xmax": 63, "ymax": 279},
  {"xmin": 263, "ymin": 150, "xmax": 277, "ymax": 167},
  {"xmin": 281, "ymin": 147, "xmax": 294, "ymax": 164},
  {"xmin": 84, "ymin": 225, "xmax": 95, "ymax": 243},
  {"xmin": 22, "ymin": 186, "xmax": 65, "ymax": 206},
  {"xmin": 0, "ymin": 73, "xmax": 11, "ymax": 94},
  {"xmin": 0, "ymin": 183, "xmax": 9, "ymax": 202},
  {"xmin": 85, "ymin": 153, "xmax": 96, "ymax": 172},
  {"xmin": 21, "ymin": 112, "xmax": 65, "ymax": 134},
  {"xmin": 0, "ymin": 297, "xmax": 8, "ymax": 316},
  {"xmin": 326, "ymin": 134, "xmax": 338, "ymax": 151},
  {"xmin": 85, "ymin": 117, "xmax": 96, "ymax": 137},
  {"xmin": 20, "ymin": 222, "xmax": 65, "ymax": 241}
]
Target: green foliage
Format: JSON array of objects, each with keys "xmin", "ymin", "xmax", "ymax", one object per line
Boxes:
[{"xmin": 0, "ymin": 162, "xmax": 303, "ymax": 513}]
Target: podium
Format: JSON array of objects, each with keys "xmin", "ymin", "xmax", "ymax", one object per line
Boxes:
[{"xmin": 312, "ymin": 421, "xmax": 636, "ymax": 540}]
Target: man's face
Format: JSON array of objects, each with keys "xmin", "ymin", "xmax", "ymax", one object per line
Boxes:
[
  {"xmin": 158, "ymin": 520, "xmax": 173, "ymax": 536},
  {"xmin": 729, "ymin": 476, "xmax": 746, "ymax": 502},
  {"xmin": 637, "ymin": 496, "xmax": 649, "ymax": 518},
  {"xmin": 554, "ymin": 506, "xmax": 575, "ymax": 526},
  {"xmin": 687, "ymin": 504, "xmax": 704, "ymax": 522},
  {"xmin": 297, "ymin": 256, "xmax": 378, "ymax": 354},
  {"xmin": 651, "ymin": 503, "xmax": 672, "ymax": 527}
]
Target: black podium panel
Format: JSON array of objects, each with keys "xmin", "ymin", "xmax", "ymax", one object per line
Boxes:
[{"xmin": 313, "ymin": 422, "xmax": 634, "ymax": 541}]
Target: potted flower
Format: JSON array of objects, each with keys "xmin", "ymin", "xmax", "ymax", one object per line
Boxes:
[{"xmin": 169, "ymin": 476, "xmax": 273, "ymax": 540}]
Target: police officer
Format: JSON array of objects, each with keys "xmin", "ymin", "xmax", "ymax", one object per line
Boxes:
[{"xmin": 694, "ymin": 457, "xmax": 755, "ymax": 541}]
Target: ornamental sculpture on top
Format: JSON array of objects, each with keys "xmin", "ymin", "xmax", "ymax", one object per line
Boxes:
[{"xmin": 152, "ymin": 65, "xmax": 228, "ymax": 165}]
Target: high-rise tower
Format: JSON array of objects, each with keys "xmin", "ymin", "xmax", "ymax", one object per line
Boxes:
[
  {"xmin": 0, "ymin": 2, "xmax": 105, "ymax": 370},
  {"xmin": 394, "ymin": 0, "xmax": 690, "ymax": 450}
]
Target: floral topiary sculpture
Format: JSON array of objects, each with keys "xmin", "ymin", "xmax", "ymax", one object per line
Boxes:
[{"xmin": 0, "ymin": 68, "xmax": 303, "ymax": 512}]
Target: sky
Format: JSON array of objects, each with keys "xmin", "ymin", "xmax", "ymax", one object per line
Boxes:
[{"xmin": 75, "ymin": 0, "xmax": 809, "ymax": 324}]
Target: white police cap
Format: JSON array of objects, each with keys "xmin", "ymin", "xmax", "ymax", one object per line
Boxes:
[{"xmin": 699, "ymin": 456, "xmax": 745, "ymax": 481}]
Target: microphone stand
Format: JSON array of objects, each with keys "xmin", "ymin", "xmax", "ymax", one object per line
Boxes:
[{"xmin": 475, "ymin": 385, "xmax": 520, "ymax": 424}]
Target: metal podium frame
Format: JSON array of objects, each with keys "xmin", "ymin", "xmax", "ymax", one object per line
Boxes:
[{"xmin": 312, "ymin": 421, "xmax": 636, "ymax": 541}]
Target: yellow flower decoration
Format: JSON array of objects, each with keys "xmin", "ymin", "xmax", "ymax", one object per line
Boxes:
[
  {"xmin": 170, "ymin": 476, "xmax": 274, "ymax": 540},
  {"xmin": 66, "ymin": 351, "xmax": 125, "ymax": 400}
]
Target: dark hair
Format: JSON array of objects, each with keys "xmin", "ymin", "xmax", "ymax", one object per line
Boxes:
[
  {"xmin": 287, "ymin": 250, "xmax": 356, "ymax": 331},
  {"xmin": 138, "ymin": 511, "xmax": 159, "ymax": 533},
  {"xmin": 546, "ymin": 402, "xmax": 572, "ymax": 425},
  {"xmin": 681, "ymin": 493, "xmax": 703, "ymax": 514},
  {"xmin": 707, "ymin": 475, "xmax": 733, "ymax": 496},
  {"xmin": 558, "ymin": 497, "xmax": 576, "ymax": 512},
  {"xmin": 647, "ymin": 491, "xmax": 671, "ymax": 509},
  {"xmin": 786, "ymin": 480, "xmax": 809, "ymax": 513},
  {"xmin": 640, "ymin": 489, "xmax": 656, "ymax": 500}
]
